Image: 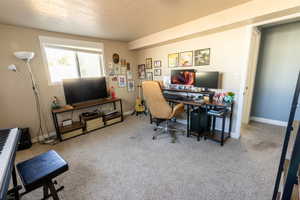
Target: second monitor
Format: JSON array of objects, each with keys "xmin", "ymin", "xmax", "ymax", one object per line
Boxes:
[{"xmin": 195, "ymin": 71, "xmax": 219, "ymax": 90}]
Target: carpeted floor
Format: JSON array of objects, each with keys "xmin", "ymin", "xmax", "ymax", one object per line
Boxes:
[{"xmin": 15, "ymin": 116, "xmax": 285, "ymax": 200}]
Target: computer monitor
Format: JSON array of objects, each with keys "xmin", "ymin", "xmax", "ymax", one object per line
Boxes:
[
  {"xmin": 195, "ymin": 71, "xmax": 219, "ymax": 90},
  {"xmin": 171, "ymin": 70, "xmax": 195, "ymax": 85}
]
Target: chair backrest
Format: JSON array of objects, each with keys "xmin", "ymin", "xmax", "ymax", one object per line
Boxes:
[{"xmin": 142, "ymin": 81, "xmax": 172, "ymax": 119}]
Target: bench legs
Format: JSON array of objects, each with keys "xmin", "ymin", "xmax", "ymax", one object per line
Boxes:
[{"xmin": 41, "ymin": 180, "xmax": 64, "ymax": 200}]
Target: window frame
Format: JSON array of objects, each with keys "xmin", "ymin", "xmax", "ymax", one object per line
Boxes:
[{"xmin": 39, "ymin": 36, "xmax": 105, "ymax": 86}]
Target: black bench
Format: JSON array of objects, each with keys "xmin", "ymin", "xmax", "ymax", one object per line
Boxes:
[{"xmin": 16, "ymin": 150, "xmax": 68, "ymax": 200}]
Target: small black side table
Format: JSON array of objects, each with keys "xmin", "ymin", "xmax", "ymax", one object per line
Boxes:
[{"xmin": 205, "ymin": 102, "xmax": 233, "ymax": 146}]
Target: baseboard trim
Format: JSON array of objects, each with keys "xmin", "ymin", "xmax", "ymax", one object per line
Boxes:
[
  {"xmin": 124, "ymin": 110, "xmax": 134, "ymax": 116},
  {"xmin": 250, "ymin": 116, "xmax": 287, "ymax": 127},
  {"xmin": 32, "ymin": 131, "xmax": 57, "ymax": 144}
]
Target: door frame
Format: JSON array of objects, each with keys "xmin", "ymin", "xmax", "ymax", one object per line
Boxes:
[
  {"xmin": 241, "ymin": 27, "xmax": 261, "ymax": 124},
  {"xmin": 239, "ymin": 13, "xmax": 300, "ymax": 130}
]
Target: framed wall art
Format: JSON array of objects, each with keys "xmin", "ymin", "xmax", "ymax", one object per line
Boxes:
[
  {"xmin": 154, "ymin": 69, "xmax": 161, "ymax": 76},
  {"xmin": 194, "ymin": 48, "xmax": 210, "ymax": 66},
  {"xmin": 127, "ymin": 80, "xmax": 135, "ymax": 92},
  {"xmin": 154, "ymin": 60, "xmax": 161, "ymax": 68},
  {"xmin": 146, "ymin": 58, "xmax": 152, "ymax": 69},
  {"xmin": 127, "ymin": 71, "xmax": 133, "ymax": 80},
  {"xmin": 114, "ymin": 64, "xmax": 121, "ymax": 75},
  {"xmin": 146, "ymin": 72, "xmax": 153, "ymax": 80},
  {"xmin": 168, "ymin": 53, "xmax": 179, "ymax": 68},
  {"xmin": 179, "ymin": 51, "xmax": 193, "ymax": 67},
  {"xmin": 118, "ymin": 75, "xmax": 126, "ymax": 87},
  {"xmin": 138, "ymin": 64, "xmax": 145, "ymax": 79}
]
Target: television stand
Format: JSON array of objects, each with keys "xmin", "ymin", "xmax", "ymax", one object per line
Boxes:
[{"xmin": 51, "ymin": 98, "xmax": 123, "ymax": 141}]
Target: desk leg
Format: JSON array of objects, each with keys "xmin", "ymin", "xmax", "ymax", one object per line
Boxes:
[
  {"xmin": 197, "ymin": 107, "xmax": 201, "ymax": 141},
  {"xmin": 229, "ymin": 108, "xmax": 233, "ymax": 138},
  {"xmin": 150, "ymin": 113, "xmax": 153, "ymax": 124},
  {"xmin": 120, "ymin": 100, "xmax": 124, "ymax": 121},
  {"xmin": 212, "ymin": 116, "xmax": 216, "ymax": 134},
  {"xmin": 221, "ymin": 117, "xmax": 226, "ymax": 146},
  {"xmin": 187, "ymin": 105, "xmax": 190, "ymax": 137}
]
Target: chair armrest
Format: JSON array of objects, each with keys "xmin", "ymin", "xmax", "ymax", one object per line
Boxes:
[{"xmin": 170, "ymin": 103, "xmax": 184, "ymax": 118}]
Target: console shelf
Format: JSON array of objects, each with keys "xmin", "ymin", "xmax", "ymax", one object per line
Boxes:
[
  {"xmin": 59, "ymin": 121, "xmax": 84, "ymax": 134},
  {"xmin": 52, "ymin": 98, "xmax": 123, "ymax": 141}
]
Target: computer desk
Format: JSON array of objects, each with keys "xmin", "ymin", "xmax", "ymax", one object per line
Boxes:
[{"xmin": 164, "ymin": 97, "xmax": 234, "ymax": 146}]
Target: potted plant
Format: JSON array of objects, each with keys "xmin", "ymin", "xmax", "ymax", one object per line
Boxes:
[{"xmin": 224, "ymin": 92, "xmax": 235, "ymax": 103}]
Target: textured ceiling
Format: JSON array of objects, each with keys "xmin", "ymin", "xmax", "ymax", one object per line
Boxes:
[{"xmin": 0, "ymin": 0, "xmax": 251, "ymax": 41}]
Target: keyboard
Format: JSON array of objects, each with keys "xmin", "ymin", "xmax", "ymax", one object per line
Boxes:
[
  {"xmin": 0, "ymin": 128, "xmax": 20, "ymax": 200},
  {"xmin": 163, "ymin": 93, "xmax": 194, "ymax": 101}
]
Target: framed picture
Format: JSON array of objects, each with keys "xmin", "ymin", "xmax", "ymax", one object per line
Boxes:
[
  {"xmin": 120, "ymin": 59, "xmax": 126, "ymax": 68},
  {"xmin": 127, "ymin": 71, "xmax": 133, "ymax": 80},
  {"xmin": 179, "ymin": 51, "xmax": 193, "ymax": 66},
  {"xmin": 194, "ymin": 48, "xmax": 210, "ymax": 66},
  {"xmin": 121, "ymin": 67, "xmax": 127, "ymax": 75},
  {"xmin": 154, "ymin": 60, "xmax": 161, "ymax": 68},
  {"xmin": 138, "ymin": 64, "xmax": 145, "ymax": 79},
  {"xmin": 111, "ymin": 76, "xmax": 118, "ymax": 82},
  {"xmin": 168, "ymin": 53, "xmax": 179, "ymax": 68},
  {"xmin": 114, "ymin": 64, "xmax": 121, "ymax": 75},
  {"xmin": 118, "ymin": 75, "xmax": 126, "ymax": 87},
  {"xmin": 146, "ymin": 58, "xmax": 152, "ymax": 69},
  {"xmin": 127, "ymin": 80, "xmax": 134, "ymax": 92},
  {"xmin": 146, "ymin": 72, "xmax": 153, "ymax": 80},
  {"xmin": 107, "ymin": 63, "xmax": 114, "ymax": 76},
  {"xmin": 126, "ymin": 62, "xmax": 130, "ymax": 70},
  {"xmin": 154, "ymin": 69, "xmax": 161, "ymax": 76}
]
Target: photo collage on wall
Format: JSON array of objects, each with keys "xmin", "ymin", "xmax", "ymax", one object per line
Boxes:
[
  {"xmin": 138, "ymin": 58, "xmax": 162, "ymax": 81},
  {"xmin": 168, "ymin": 48, "xmax": 210, "ymax": 67},
  {"xmin": 108, "ymin": 53, "xmax": 135, "ymax": 92},
  {"xmin": 138, "ymin": 48, "xmax": 210, "ymax": 82}
]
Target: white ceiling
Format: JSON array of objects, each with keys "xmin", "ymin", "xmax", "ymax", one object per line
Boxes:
[{"xmin": 0, "ymin": 0, "xmax": 251, "ymax": 41}]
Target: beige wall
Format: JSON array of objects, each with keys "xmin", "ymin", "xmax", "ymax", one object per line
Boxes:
[
  {"xmin": 0, "ymin": 24, "xmax": 137, "ymax": 138},
  {"xmin": 136, "ymin": 27, "xmax": 250, "ymax": 138}
]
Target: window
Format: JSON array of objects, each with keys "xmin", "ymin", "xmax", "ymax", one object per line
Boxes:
[
  {"xmin": 39, "ymin": 36, "xmax": 104, "ymax": 84},
  {"xmin": 44, "ymin": 47, "xmax": 104, "ymax": 83}
]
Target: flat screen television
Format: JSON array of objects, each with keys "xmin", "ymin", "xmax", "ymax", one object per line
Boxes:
[
  {"xmin": 171, "ymin": 70, "xmax": 195, "ymax": 85},
  {"xmin": 195, "ymin": 71, "xmax": 219, "ymax": 89},
  {"xmin": 63, "ymin": 77, "xmax": 108, "ymax": 105}
]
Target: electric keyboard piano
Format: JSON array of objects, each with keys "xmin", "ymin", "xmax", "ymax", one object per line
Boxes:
[{"xmin": 0, "ymin": 128, "xmax": 21, "ymax": 200}]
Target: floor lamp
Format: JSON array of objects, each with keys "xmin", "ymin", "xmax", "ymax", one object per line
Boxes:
[{"xmin": 9, "ymin": 51, "xmax": 55, "ymax": 144}]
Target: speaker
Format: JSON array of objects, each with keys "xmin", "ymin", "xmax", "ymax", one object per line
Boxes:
[
  {"xmin": 18, "ymin": 128, "xmax": 32, "ymax": 151},
  {"xmin": 190, "ymin": 108, "xmax": 211, "ymax": 133}
]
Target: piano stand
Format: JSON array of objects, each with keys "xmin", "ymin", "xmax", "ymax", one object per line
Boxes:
[{"xmin": 16, "ymin": 150, "xmax": 69, "ymax": 200}]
